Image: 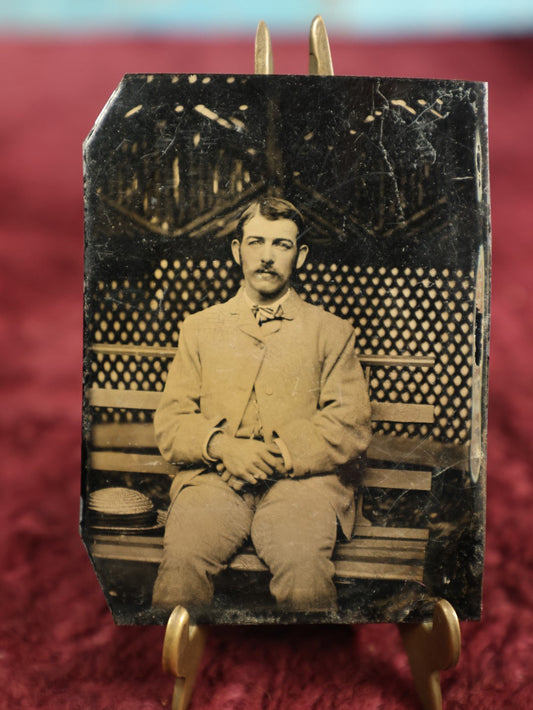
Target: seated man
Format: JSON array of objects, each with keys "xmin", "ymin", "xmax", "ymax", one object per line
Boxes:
[{"xmin": 152, "ymin": 197, "xmax": 371, "ymax": 613}]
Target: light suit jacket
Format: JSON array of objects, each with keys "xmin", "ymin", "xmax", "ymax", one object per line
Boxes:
[{"xmin": 154, "ymin": 288, "xmax": 372, "ymax": 537}]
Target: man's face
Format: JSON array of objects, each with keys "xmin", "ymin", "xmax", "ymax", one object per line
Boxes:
[{"xmin": 232, "ymin": 213, "xmax": 308, "ymax": 305}]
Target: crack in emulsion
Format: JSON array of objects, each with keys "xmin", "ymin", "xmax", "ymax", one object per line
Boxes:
[{"xmin": 376, "ymin": 130, "xmax": 405, "ymax": 223}]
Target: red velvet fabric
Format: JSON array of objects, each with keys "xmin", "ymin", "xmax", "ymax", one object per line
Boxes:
[{"xmin": 1, "ymin": 36, "xmax": 532, "ymax": 708}]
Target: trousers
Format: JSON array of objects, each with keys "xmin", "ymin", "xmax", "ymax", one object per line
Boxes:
[{"xmin": 152, "ymin": 473, "xmax": 340, "ymax": 612}]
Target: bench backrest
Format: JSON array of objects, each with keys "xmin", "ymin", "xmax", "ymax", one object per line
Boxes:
[
  {"xmin": 87, "ymin": 351, "xmax": 436, "ymax": 499},
  {"xmin": 85, "ymin": 350, "xmax": 441, "ymax": 583}
]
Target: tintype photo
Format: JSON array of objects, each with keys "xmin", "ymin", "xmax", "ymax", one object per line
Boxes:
[{"xmin": 82, "ymin": 74, "xmax": 490, "ymax": 625}]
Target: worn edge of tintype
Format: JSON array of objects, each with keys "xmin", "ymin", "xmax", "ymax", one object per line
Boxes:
[{"xmin": 81, "ymin": 74, "xmax": 491, "ymax": 626}]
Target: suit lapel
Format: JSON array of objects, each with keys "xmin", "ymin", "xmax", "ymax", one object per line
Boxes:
[{"xmin": 224, "ymin": 291, "xmax": 265, "ymax": 432}]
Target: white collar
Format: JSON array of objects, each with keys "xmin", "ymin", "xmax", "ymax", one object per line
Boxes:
[{"xmin": 242, "ymin": 287, "xmax": 292, "ymax": 311}]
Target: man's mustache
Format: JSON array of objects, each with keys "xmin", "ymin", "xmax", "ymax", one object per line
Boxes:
[{"xmin": 255, "ymin": 267, "xmax": 280, "ymax": 276}]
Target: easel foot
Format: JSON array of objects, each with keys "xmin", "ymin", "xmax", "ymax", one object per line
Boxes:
[
  {"xmin": 399, "ymin": 599, "xmax": 461, "ymax": 710},
  {"xmin": 162, "ymin": 606, "xmax": 207, "ymax": 710}
]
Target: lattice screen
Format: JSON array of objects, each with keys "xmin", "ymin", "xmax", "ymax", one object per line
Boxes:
[{"xmin": 88, "ymin": 259, "xmax": 474, "ymax": 445}]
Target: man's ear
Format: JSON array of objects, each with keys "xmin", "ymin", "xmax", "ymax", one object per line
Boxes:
[
  {"xmin": 231, "ymin": 239, "xmax": 241, "ymax": 265},
  {"xmin": 296, "ymin": 244, "xmax": 309, "ymax": 269}
]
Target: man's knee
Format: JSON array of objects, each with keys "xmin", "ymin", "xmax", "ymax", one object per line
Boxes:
[
  {"xmin": 152, "ymin": 477, "xmax": 254, "ymax": 609},
  {"xmin": 152, "ymin": 550, "xmax": 214, "ymax": 609},
  {"xmin": 265, "ymin": 543, "xmax": 337, "ymax": 611},
  {"xmin": 251, "ymin": 482, "xmax": 339, "ymax": 559},
  {"xmin": 265, "ymin": 541, "xmax": 337, "ymax": 587},
  {"xmin": 251, "ymin": 501, "xmax": 338, "ymax": 612},
  {"xmin": 164, "ymin": 477, "xmax": 253, "ymax": 552},
  {"xmin": 250, "ymin": 479, "xmax": 340, "ymax": 611}
]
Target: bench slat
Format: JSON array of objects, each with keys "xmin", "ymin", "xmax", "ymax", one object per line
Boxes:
[
  {"xmin": 87, "ymin": 535, "xmax": 428, "ymax": 559},
  {"xmin": 89, "ymin": 451, "xmax": 431, "ymax": 494},
  {"xmin": 359, "ymin": 354, "xmax": 435, "ymax": 368},
  {"xmin": 371, "ymin": 402, "xmax": 434, "ymax": 423},
  {"xmin": 364, "ymin": 467, "xmax": 431, "ymax": 491},
  {"xmin": 92, "ymin": 423, "xmax": 156, "ymax": 448},
  {"xmin": 338, "ymin": 537, "xmax": 427, "ymax": 550},
  {"xmin": 353, "ymin": 524, "xmax": 429, "ymax": 540},
  {"xmin": 225, "ymin": 552, "xmax": 426, "ymax": 582},
  {"xmin": 89, "ymin": 388, "xmax": 161, "ymax": 410},
  {"xmin": 335, "ymin": 545, "xmax": 426, "ymax": 562},
  {"xmin": 91, "ymin": 425, "xmax": 442, "ymax": 463},
  {"xmin": 367, "ymin": 432, "xmax": 468, "ymax": 471},
  {"xmin": 90, "ymin": 451, "xmax": 177, "ymax": 475},
  {"xmin": 90, "ymin": 419, "xmax": 461, "ymax": 474},
  {"xmin": 88, "ymin": 535, "xmax": 426, "ymax": 582},
  {"xmin": 334, "ymin": 560, "xmax": 424, "ymax": 581},
  {"xmin": 90, "ymin": 344, "xmax": 176, "ymax": 357},
  {"xmin": 89, "ymin": 536, "xmax": 162, "ymax": 564},
  {"xmin": 89, "ymin": 388, "xmax": 434, "ymax": 424},
  {"xmin": 89, "ymin": 346, "xmax": 435, "ymax": 371}
]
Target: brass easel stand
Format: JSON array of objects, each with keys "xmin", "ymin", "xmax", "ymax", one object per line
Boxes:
[
  {"xmin": 162, "ymin": 606, "xmax": 207, "ymax": 710},
  {"xmin": 399, "ymin": 600, "xmax": 461, "ymax": 709},
  {"xmin": 162, "ymin": 16, "xmax": 461, "ymax": 710},
  {"xmin": 163, "ymin": 600, "xmax": 461, "ymax": 710}
]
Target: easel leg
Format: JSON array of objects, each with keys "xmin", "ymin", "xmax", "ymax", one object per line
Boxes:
[
  {"xmin": 399, "ymin": 599, "xmax": 461, "ymax": 710},
  {"xmin": 162, "ymin": 606, "xmax": 208, "ymax": 710}
]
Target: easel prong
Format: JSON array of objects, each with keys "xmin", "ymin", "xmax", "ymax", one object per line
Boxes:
[
  {"xmin": 309, "ymin": 15, "xmax": 334, "ymax": 76},
  {"xmin": 255, "ymin": 20, "xmax": 274, "ymax": 75},
  {"xmin": 162, "ymin": 606, "xmax": 207, "ymax": 710},
  {"xmin": 399, "ymin": 599, "xmax": 461, "ymax": 710}
]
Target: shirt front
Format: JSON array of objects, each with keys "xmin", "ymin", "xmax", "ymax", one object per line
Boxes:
[{"xmin": 204, "ymin": 288, "xmax": 293, "ymax": 471}]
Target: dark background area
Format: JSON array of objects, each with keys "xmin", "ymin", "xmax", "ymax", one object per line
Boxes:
[
  {"xmin": 1, "ymin": 36, "xmax": 532, "ymax": 708},
  {"xmin": 85, "ymin": 74, "xmax": 485, "ymax": 271}
]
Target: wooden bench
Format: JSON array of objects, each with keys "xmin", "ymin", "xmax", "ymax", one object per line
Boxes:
[{"xmin": 85, "ymin": 347, "xmax": 436, "ymax": 584}]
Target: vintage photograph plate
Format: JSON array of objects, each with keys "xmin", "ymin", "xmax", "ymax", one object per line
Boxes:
[{"xmin": 82, "ymin": 73, "xmax": 490, "ymax": 625}]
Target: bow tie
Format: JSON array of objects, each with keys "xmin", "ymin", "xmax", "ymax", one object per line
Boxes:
[{"xmin": 251, "ymin": 303, "xmax": 286, "ymax": 326}]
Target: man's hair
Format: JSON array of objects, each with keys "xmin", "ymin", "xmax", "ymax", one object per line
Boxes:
[{"xmin": 235, "ymin": 197, "xmax": 305, "ymax": 242}]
